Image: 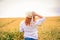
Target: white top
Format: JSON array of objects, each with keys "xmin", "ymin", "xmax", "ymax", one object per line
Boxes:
[{"xmin": 20, "ymin": 17, "xmax": 45, "ymax": 39}]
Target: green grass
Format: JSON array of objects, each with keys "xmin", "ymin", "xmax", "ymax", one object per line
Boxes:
[{"xmin": 0, "ymin": 31, "xmax": 24, "ymax": 40}]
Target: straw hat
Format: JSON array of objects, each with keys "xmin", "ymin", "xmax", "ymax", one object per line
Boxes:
[{"xmin": 26, "ymin": 12, "xmax": 33, "ymax": 18}]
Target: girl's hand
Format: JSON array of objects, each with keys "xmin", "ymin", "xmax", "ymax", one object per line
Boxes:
[
  {"xmin": 32, "ymin": 11, "xmax": 43, "ymax": 18},
  {"xmin": 32, "ymin": 11, "xmax": 38, "ymax": 16}
]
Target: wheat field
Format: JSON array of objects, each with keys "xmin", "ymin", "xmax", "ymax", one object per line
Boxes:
[{"xmin": 0, "ymin": 16, "xmax": 60, "ymax": 40}]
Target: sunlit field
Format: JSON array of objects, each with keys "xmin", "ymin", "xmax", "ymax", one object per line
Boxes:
[{"xmin": 0, "ymin": 16, "xmax": 60, "ymax": 40}]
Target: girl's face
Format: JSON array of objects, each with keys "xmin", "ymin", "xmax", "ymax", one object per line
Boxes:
[{"xmin": 25, "ymin": 17, "xmax": 32, "ymax": 23}]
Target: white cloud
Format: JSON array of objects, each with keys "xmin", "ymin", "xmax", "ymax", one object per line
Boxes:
[{"xmin": 0, "ymin": 0, "xmax": 59, "ymax": 18}]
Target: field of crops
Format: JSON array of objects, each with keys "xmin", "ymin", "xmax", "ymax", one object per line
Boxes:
[{"xmin": 0, "ymin": 16, "xmax": 60, "ymax": 40}]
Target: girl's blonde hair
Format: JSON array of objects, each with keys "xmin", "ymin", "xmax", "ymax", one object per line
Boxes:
[{"xmin": 25, "ymin": 12, "xmax": 35, "ymax": 26}]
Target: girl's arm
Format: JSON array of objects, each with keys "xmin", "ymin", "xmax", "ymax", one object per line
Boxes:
[
  {"xmin": 32, "ymin": 11, "xmax": 45, "ymax": 26},
  {"xmin": 32, "ymin": 11, "xmax": 43, "ymax": 18}
]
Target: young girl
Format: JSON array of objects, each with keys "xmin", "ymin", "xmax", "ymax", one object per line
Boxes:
[{"xmin": 20, "ymin": 11, "xmax": 45, "ymax": 40}]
